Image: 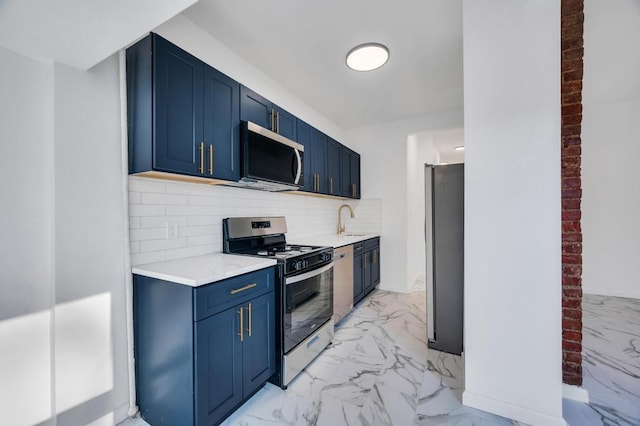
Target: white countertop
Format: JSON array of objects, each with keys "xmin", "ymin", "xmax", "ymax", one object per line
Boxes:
[
  {"xmin": 132, "ymin": 253, "xmax": 277, "ymax": 287},
  {"xmin": 291, "ymin": 233, "xmax": 379, "ymax": 249}
]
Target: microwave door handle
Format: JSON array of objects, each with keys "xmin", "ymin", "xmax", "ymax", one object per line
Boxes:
[{"xmin": 293, "ymin": 148, "xmax": 302, "ymax": 185}]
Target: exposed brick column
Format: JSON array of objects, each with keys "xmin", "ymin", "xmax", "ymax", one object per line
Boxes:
[{"xmin": 561, "ymin": 0, "xmax": 584, "ymax": 386}]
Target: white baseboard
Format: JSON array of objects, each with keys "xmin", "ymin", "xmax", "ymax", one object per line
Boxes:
[
  {"xmin": 378, "ymin": 283, "xmax": 410, "ymax": 294},
  {"xmin": 114, "ymin": 401, "xmax": 135, "ymax": 424},
  {"xmin": 562, "ymin": 383, "xmax": 589, "ymax": 403},
  {"xmin": 463, "ymin": 390, "xmax": 567, "ymax": 426}
]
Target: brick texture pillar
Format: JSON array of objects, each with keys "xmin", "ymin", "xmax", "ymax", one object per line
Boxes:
[{"xmin": 561, "ymin": 0, "xmax": 584, "ymax": 386}]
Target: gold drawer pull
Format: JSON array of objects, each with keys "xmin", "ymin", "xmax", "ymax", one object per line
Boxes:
[
  {"xmin": 237, "ymin": 307, "xmax": 244, "ymax": 341},
  {"xmin": 198, "ymin": 142, "xmax": 204, "ymax": 174},
  {"xmin": 230, "ymin": 283, "xmax": 257, "ymax": 295},
  {"xmin": 209, "ymin": 144, "xmax": 214, "ymax": 175}
]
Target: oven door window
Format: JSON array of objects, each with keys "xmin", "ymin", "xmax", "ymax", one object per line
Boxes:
[{"xmin": 284, "ymin": 265, "xmax": 333, "ymax": 353}]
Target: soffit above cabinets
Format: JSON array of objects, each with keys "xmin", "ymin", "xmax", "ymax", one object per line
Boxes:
[{"xmin": 0, "ymin": 0, "xmax": 198, "ymax": 69}]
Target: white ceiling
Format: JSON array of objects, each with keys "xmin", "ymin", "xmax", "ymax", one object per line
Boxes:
[
  {"xmin": 0, "ymin": 0, "xmax": 198, "ymax": 69},
  {"xmin": 183, "ymin": 0, "xmax": 463, "ymax": 130}
]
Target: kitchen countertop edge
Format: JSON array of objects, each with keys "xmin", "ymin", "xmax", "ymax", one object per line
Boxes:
[
  {"xmin": 132, "ymin": 253, "xmax": 278, "ymax": 287},
  {"xmin": 291, "ymin": 233, "xmax": 380, "ymax": 249}
]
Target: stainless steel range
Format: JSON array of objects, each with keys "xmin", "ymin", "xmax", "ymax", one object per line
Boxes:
[{"xmin": 223, "ymin": 216, "xmax": 334, "ymax": 389}]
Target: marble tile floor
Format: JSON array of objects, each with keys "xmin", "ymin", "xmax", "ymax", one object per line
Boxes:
[
  {"xmin": 122, "ymin": 290, "xmax": 521, "ymax": 426},
  {"xmin": 120, "ymin": 290, "xmax": 639, "ymax": 426},
  {"xmin": 563, "ymin": 294, "xmax": 640, "ymax": 426}
]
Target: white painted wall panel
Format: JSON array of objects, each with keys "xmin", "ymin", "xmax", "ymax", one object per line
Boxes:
[
  {"xmin": 462, "ymin": 1, "xmax": 565, "ymax": 425},
  {"xmin": 582, "ymin": 0, "xmax": 640, "ymax": 299}
]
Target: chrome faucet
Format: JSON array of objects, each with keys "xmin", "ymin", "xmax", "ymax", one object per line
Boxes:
[{"xmin": 337, "ymin": 204, "xmax": 355, "ymax": 235}]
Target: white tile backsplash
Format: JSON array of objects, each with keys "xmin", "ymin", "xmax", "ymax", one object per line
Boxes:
[{"xmin": 128, "ymin": 176, "xmax": 382, "ymax": 266}]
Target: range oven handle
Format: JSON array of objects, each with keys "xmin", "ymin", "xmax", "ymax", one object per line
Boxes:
[{"xmin": 285, "ymin": 262, "xmax": 334, "ymax": 285}]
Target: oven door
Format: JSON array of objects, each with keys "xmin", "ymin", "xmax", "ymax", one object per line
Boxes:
[{"xmin": 283, "ymin": 262, "xmax": 333, "ymax": 353}]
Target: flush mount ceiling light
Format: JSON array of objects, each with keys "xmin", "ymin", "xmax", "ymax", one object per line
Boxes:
[
  {"xmin": 346, "ymin": 43, "xmax": 389, "ymax": 71},
  {"xmin": 454, "ymin": 146, "xmax": 465, "ymax": 151}
]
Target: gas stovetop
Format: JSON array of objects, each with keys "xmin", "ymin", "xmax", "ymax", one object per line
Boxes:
[
  {"xmin": 246, "ymin": 244, "xmax": 325, "ymax": 259},
  {"xmin": 222, "ymin": 217, "xmax": 333, "ymax": 275}
]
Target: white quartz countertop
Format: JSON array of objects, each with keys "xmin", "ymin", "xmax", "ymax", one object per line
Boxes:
[
  {"xmin": 290, "ymin": 233, "xmax": 380, "ymax": 249},
  {"xmin": 132, "ymin": 253, "xmax": 277, "ymax": 287}
]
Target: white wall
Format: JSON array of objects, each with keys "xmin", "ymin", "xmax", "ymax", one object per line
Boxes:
[
  {"xmin": 348, "ymin": 111, "xmax": 463, "ymax": 293},
  {"xmin": 462, "ymin": 1, "xmax": 565, "ymax": 425},
  {"xmin": 0, "ymin": 45, "xmax": 55, "ymax": 426},
  {"xmin": 0, "ymin": 46, "xmax": 131, "ymax": 425},
  {"xmin": 406, "ymin": 133, "xmax": 437, "ymax": 290},
  {"xmin": 582, "ymin": 0, "xmax": 640, "ymax": 299},
  {"xmin": 53, "ymin": 55, "xmax": 130, "ymax": 424}
]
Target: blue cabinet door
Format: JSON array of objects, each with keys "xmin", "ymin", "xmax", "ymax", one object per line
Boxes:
[
  {"xmin": 242, "ymin": 292, "xmax": 276, "ymax": 396},
  {"xmin": 341, "ymin": 148, "xmax": 351, "ymax": 197},
  {"xmin": 298, "ymin": 120, "xmax": 326, "ymax": 193},
  {"xmin": 240, "ymin": 85, "xmax": 272, "ymax": 130},
  {"xmin": 311, "ymin": 129, "xmax": 327, "ymax": 194},
  {"xmin": 326, "ymin": 138, "xmax": 342, "ymax": 196},
  {"xmin": 273, "ymin": 105, "xmax": 297, "ymax": 141},
  {"xmin": 154, "ymin": 35, "xmax": 204, "ymax": 176},
  {"xmin": 371, "ymin": 246, "xmax": 380, "ymax": 286},
  {"xmin": 353, "ymin": 252, "xmax": 364, "ymax": 305},
  {"xmin": 202, "ymin": 65, "xmax": 240, "ymax": 181},
  {"xmin": 364, "ymin": 250, "xmax": 374, "ymax": 295},
  {"xmin": 350, "ymin": 152, "xmax": 361, "ymax": 199},
  {"xmin": 195, "ymin": 305, "xmax": 243, "ymax": 426}
]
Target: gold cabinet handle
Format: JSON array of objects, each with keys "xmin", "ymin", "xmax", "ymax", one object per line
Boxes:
[
  {"xmin": 198, "ymin": 142, "xmax": 204, "ymax": 174},
  {"xmin": 330, "ymin": 177, "xmax": 333, "ymax": 194},
  {"xmin": 270, "ymin": 109, "xmax": 275, "ymax": 131},
  {"xmin": 352, "ymin": 183, "xmax": 356, "ymax": 198},
  {"xmin": 237, "ymin": 307, "xmax": 244, "ymax": 342},
  {"xmin": 247, "ymin": 303, "xmax": 252, "ymax": 337},
  {"xmin": 373, "ymin": 249, "xmax": 377, "ymax": 264},
  {"xmin": 276, "ymin": 111, "xmax": 280, "ymax": 133},
  {"xmin": 313, "ymin": 173, "xmax": 317, "ymax": 192},
  {"xmin": 209, "ymin": 144, "xmax": 213, "ymax": 175},
  {"xmin": 230, "ymin": 283, "xmax": 257, "ymax": 295}
]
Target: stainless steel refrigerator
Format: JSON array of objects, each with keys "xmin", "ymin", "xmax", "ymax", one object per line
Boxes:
[{"xmin": 425, "ymin": 164, "xmax": 464, "ymax": 355}]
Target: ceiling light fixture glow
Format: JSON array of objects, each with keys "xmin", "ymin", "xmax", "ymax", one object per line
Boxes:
[
  {"xmin": 346, "ymin": 43, "xmax": 389, "ymax": 71},
  {"xmin": 454, "ymin": 146, "xmax": 465, "ymax": 151}
]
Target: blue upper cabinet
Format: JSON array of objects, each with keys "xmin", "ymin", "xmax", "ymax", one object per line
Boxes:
[
  {"xmin": 202, "ymin": 66, "xmax": 240, "ymax": 181},
  {"xmin": 127, "ymin": 33, "xmax": 240, "ymax": 181},
  {"xmin": 297, "ymin": 120, "xmax": 326, "ymax": 193},
  {"xmin": 341, "ymin": 147, "xmax": 361, "ymax": 199},
  {"xmin": 240, "ymin": 85, "xmax": 297, "ymax": 141},
  {"xmin": 154, "ymin": 35, "xmax": 203, "ymax": 176},
  {"xmin": 326, "ymin": 138, "xmax": 342, "ymax": 196},
  {"xmin": 239, "ymin": 85, "xmax": 271, "ymax": 129}
]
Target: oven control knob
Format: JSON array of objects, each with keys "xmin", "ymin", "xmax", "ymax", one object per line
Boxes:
[
  {"xmin": 320, "ymin": 252, "xmax": 331, "ymax": 262},
  {"xmin": 294, "ymin": 260, "xmax": 304, "ymax": 270}
]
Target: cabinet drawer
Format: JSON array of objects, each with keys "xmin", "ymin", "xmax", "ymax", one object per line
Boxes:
[
  {"xmin": 194, "ymin": 267, "xmax": 274, "ymax": 321},
  {"xmin": 353, "ymin": 242, "xmax": 364, "ymax": 254},
  {"xmin": 364, "ymin": 237, "xmax": 379, "ymax": 251}
]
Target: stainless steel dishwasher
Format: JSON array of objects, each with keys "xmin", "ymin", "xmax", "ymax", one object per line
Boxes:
[{"xmin": 333, "ymin": 245, "xmax": 354, "ymax": 324}]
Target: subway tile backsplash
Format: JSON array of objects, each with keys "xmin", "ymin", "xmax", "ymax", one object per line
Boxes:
[{"xmin": 128, "ymin": 176, "xmax": 382, "ymax": 266}]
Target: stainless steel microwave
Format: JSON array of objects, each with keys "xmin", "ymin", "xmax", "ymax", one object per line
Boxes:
[{"xmin": 237, "ymin": 121, "xmax": 304, "ymax": 191}]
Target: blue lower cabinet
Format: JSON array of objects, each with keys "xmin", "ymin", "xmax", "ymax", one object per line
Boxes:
[
  {"xmin": 134, "ymin": 267, "xmax": 276, "ymax": 426},
  {"xmin": 195, "ymin": 305, "xmax": 243, "ymax": 426}
]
